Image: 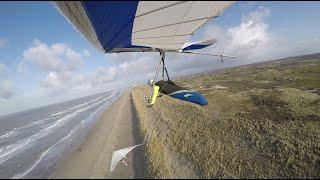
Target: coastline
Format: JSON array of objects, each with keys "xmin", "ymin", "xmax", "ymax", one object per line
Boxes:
[{"xmin": 50, "ymin": 90, "xmax": 145, "ymax": 178}]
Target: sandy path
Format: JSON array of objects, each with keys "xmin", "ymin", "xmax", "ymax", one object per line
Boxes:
[{"xmin": 50, "ymin": 91, "xmax": 145, "ymax": 179}]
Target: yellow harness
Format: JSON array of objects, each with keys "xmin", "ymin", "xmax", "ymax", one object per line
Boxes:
[{"xmin": 150, "ymin": 85, "xmax": 160, "ymax": 105}]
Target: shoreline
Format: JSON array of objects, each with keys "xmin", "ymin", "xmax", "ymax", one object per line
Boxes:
[{"xmin": 50, "ymin": 90, "xmax": 145, "ymax": 178}]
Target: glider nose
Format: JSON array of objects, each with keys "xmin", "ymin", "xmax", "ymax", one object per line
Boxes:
[{"xmin": 198, "ymin": 93, "xmax": 208, "ymax": 106}]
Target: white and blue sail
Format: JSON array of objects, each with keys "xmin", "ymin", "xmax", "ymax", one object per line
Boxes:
[{"xmin": 54, "ymin": 1, "xmax": 234, "ymax": 53}]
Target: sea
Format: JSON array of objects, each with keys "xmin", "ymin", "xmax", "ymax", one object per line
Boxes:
[{"xmin": 0, "ymin": 89, "xmax": 125, "ymax": 178}]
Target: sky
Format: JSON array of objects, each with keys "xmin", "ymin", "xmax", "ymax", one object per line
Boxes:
[{"xmin": 0, "ymin": 1, "xmax": 320, "ymax": 116}]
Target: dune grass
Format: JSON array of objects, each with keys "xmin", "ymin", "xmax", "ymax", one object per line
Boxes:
[{"xmin": 131, "ymin": 53, "xmax": 320, "ymax": 178}]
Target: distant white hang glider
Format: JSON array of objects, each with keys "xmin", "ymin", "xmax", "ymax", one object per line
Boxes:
[{"xmin": 109, "ymin": 144, "xmax": 143, "ymax": 172}]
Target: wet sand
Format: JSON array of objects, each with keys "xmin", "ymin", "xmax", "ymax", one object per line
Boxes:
[{"xmin": 50, "ymin": 91, "xmax": 145, "ymax": 179}]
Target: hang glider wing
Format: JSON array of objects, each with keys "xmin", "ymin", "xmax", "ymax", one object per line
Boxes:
[
  {"xmin": 54, "ymin": 1, "xmax": 235, "ymax": 53},
  {"xmin": 181, "ymin": 38, "xmax": 217, "ymax": 52},
  {"xmin": 109, "ymin": 144, "xmax": 142, "ymax": 172}
]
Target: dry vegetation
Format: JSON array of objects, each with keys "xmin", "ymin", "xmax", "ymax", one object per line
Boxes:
[{"xmin": 131, "ymin": 53, "xmax": 320, "ymax": 178}]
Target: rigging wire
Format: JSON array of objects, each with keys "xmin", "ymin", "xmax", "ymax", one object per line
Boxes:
[
  {"xmin": 147, "ymin": 52, "xmax": 163, "ymax": 100},
  {"xmin": 108, "ymin": 54, "xmax": 134, "ymax": 88},
  {"xmin": 117, "ymin": 53, "xmax": 140, "ymax": 86}
]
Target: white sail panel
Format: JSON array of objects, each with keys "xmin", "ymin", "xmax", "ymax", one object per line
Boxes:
[{"xmin": 131, "ymin": 1, "xmax": 234, "ymax": 50}]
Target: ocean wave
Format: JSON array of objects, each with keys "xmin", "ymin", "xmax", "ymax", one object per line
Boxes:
[
  {"xmin": 11, "ymin": 128, "xmax": 76, "ymax": 179},
  {"xmin": 50, "ymin": 112, "xmax": 63, "ymax": 117},
  {"xmin": 0, "ymin": 92, "xmax": 114, "ymax": 145},
  {"xmin": 0, "ymin": 91, "xmax": 119, "ymax": 165},
  {"xmin": 0, "ymin": 118, "xmax": 51, "ymax": 142},
  {"xmin": 11, "ymin": 90, "xmax": 122, "ymax": 178},
  {"xmin": 63, "ymin": 93, "xmax": 110, "ymax": 113},
  {"xmin": 51, "ymin": 92, "xmax": 112, "ymax": 117}
]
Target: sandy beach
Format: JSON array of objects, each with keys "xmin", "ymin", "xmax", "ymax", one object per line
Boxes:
[{"xmin": 50, "ymin": 90, "xmax": 145, "ymax": 179}]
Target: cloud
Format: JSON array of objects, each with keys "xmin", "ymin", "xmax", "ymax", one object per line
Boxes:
[
  {"xmin": 40, "ymin": 71, "xmax": 72, "ymax": 88},
  {"xmin": 0, "ymin": 64, "xmax": 9, "ymax": 74},
  {"xmin": 23, "ymin": 39, "xmax": 66, "ymax": 72},
  {"xmin": 227, "ymin": 19, "xmax": 269, "ymax": 55},
  {"xmin": 89, "ymin": 66, "xmax": 118, "ymax": 86},
  {"xmin": 108, "ymin": 53, "xmax": 140, "ymax": 64},
  {"xmin": 66, "ymin": 48, "xmax": 83, "ymax": 70},
  {"xmin": 203, "ymin": 6, "xmax": 272, "ymax": 63},
  {"xmin": 39, "ymin": 71, "xmax": 75, "ymax": 97},
  {"xmin": 0, "ymin": 38, "xmax": 9, "ymax": 48},
  {"xmin": 18, "ymin": 39, "xmax": 100, "ymax": 98},
  {"xmin": 17, "ymin": 61, "xmax": 27, "ymax": 74},
  {"xmin": 38, "ymin": 65, "xmax": 121, "ymax": 98},
  {"xmin": 291, "ymin": 36, "xmax": 320, "ymax": 55},
  {"xmin": 22, "ymin": 39, "xmax": 85, "ymax": 72},
  {"xmin": 51, "ymin": 43, "xmax": 67, "ymax": 55},
  {"xmin": 40, "ymin": 65, "xmax": 120, "ymax": 90},
  {"xmin": 0, "ymin": 80, "xmax": 14, "ymax": 101},
  {"xmin": 239, "ymin": 1, "xmax": 257, "ymax": 10},
  {"xmin": 40, "ymin": 72, "xmax": 60, "ymax": 88},
  {"xmin": 242, "ymin": 6, "xmax": 270, "ymax": 23},
  {"xmin": 113, "ymin": 53, "xmax": 166, "ymax": 84},
  {"xmin": 200, "ymin": 6, "xmax": 320, "ymax": 66},
  {"xmin": 83, "ymin": 49, "xmax": 91, "ymax": 58},
  {"xmin": 118, "ymin": 55, "xmax": 157, "ymax": 75}
]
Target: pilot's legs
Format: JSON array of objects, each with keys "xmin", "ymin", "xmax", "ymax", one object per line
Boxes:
[{"xmin": 121, "ymin": 159, "xmax": 128, "ymax": 166}]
